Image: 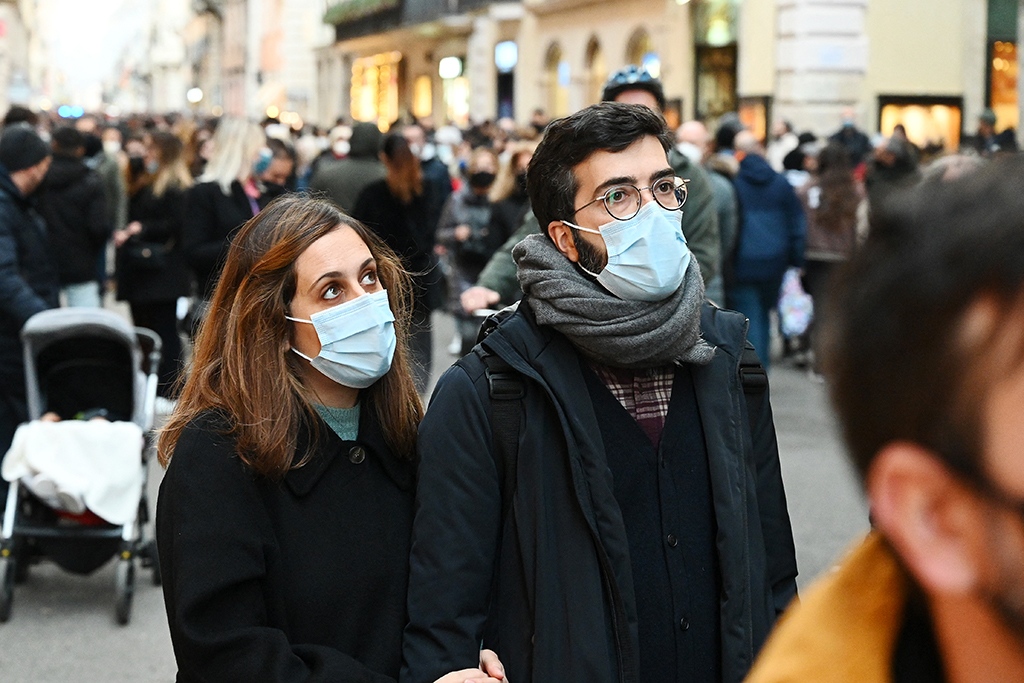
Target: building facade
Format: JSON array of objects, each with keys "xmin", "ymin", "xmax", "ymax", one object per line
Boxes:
[{"xmin": 312, "ymin": 0, "xmax": 1022, "ymax": 151}]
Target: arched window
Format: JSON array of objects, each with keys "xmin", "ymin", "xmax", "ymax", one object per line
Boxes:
[
  {"xmin": 544, "ymin": 42, "xmax": 570, "ymax": 117},
  {"xmin": 585, "ymin": 36, "xmax": 606, "ymax": 105}
]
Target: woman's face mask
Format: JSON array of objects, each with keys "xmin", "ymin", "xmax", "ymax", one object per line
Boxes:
[{"xmin": 286, "ymin": 289, "xmax": 396, "ymax": 389}]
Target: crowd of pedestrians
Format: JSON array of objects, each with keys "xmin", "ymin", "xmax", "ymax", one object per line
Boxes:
[{"xmin": 2, "ymin": 61, "xmax": 1024, "ymax": 683}]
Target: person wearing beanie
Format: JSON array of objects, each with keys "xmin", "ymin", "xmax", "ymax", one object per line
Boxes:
[
  {"xmin": 0, "ymin": 121, "xmax": 58, "ymax": 509},
  {"xmin": 602, "ymin": 65, "xmax": 721, "ymax": 285}
]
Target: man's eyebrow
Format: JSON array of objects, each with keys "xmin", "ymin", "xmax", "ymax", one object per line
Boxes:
[
  {"xmin": 592, "ymin": 175, "xmax": 637, "ymax": 196},
  {"xmin": 649, "ymin": 167, "xmax": 676, "ymax": 182}
]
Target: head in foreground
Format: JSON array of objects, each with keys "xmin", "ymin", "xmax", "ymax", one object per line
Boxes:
[{"xmin": 824, "ymin": 154, "xmax": 1024, "ymax": 671}]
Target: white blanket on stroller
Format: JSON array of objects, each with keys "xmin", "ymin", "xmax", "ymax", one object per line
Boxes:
[{"xmin": 1, "ymin": 420, "xmax": 145, "ymax": 526}]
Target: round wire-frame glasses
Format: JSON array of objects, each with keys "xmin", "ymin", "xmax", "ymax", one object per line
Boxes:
[{"xmin": 572, "ymin": 176, "xmax": 689, "ymax": 221}]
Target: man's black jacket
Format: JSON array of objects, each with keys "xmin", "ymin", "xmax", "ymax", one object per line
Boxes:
[
  {"xmin": 38, "ymin": 154, "xmax": 110, "ymax": 285},
  {"xmin": 0, "ymin": 169, "xmax": 58, "ymax": 355},
  {"xmin": 403, "ymin": 301, "xmax": 798, "ymax": 683}
]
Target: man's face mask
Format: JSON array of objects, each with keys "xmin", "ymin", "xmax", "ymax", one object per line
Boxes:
[{"xmin": 564, "ymin": 200, "xmax": 691, "ymax": 302}]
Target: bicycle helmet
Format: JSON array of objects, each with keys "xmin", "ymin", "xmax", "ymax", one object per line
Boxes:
[{"xmin": 601, "ymin": 65, "xmax": 666, "ymax": 111}]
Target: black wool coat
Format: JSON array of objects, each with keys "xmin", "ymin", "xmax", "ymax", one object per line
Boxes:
[
  {"xmin": 402, "ymin": 302, "xmax": 798, "ymax": 683},
  {"xmin": 157, "ymin": 405, "xmax": 417, "ymax": 683},
  {"xmin": 116, "ymin": 184, "xmax": 190, "ymax": 304},
  {"xmin": 182, "ymin": 181, "xmax": 269, "ymax": 299},
  {"xmin": 38, "ymin": 154, "xmax": 110, "ymax": 285},
  {"xmin": 0, "ymin": 170, "xmax": 58, "ymax": 358},
  {"xmin": 351, "ymin": 179, "xmax": 443, "ymax": 311}
]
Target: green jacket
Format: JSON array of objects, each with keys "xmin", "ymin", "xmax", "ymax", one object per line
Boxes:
[
  {"xmin": 669, "ymin": 148, "xmax": 721, "ymax": 284},
  {"xmin": 476, "ymin": 210, "xmax": 540, "ymax": 304}
]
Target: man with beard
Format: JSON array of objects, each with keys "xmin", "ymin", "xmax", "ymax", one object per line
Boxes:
[
  {"xmin": 403, "ymin": 102, "xmax": 797, "ymax": 683},
  {"xmin": 746, "ymin": 155, "xmax": 1024, "ymax": 683}
]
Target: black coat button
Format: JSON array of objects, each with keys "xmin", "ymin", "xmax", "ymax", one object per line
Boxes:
[
  {"xmin": 679, "ymin": 618, "xmax": 690, "ymax": 631},
  {"xmin": 666, "ymin": 534, "xmax": 678, "ymax": 547},
  {"xmin": 348, "ymin": 446, "xmax": 366, "ymax": 464}
]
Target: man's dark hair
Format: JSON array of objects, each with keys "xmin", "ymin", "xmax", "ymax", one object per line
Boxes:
[
  {"xmin": 527, "ymin": 102, "xmax": 673, "ymax": 232},
  {"xmin": 823, "ymin": 155, "xmax": 1024, "ymax": 484},
  {"xmin": 51, "ymin": 126, "xmax": 85, "ymax": 155}
]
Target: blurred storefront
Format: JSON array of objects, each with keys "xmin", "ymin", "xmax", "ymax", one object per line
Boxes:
[{"xmin": 317, "ymin": 0, "xmax": 522, "ymax": 130}]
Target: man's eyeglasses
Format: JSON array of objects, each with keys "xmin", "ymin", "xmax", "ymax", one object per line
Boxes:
[{"xmin": 572, "ymin": 176, "xmax": 688, "ymax": 221}]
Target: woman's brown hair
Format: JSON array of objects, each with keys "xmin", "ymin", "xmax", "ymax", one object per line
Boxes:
[
  {"xmin": 158, "ymin": 195, "xmax": 423, "ymax": 477},
  {"xmin": 382, "ymin": 131, "xmax": 423, "ymax": 204}
]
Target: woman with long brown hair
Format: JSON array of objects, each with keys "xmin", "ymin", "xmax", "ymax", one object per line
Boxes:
[
  {"xmin": 351, "ymin": 131, "xmax": 443, "ymax": 394},
  {"xmin": 113, "ymin": 130, "xmax": 193, "ymax": 400},
  {"xmin": 156, "ymin": 195, "xmax": 503, "ymax": 683}
]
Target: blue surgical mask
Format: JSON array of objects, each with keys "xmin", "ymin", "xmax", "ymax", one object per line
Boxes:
[
  {"xmin": 564, "ymin": 201, "xmax": 691, "ymax": 302},
  {"xmin": 286, "ymin": 289, "xmax": 397, "ymax": 389}
]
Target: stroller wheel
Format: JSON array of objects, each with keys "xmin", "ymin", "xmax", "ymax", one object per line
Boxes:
[
  {"xmin": 0, "ymin": 556, "xmax": 14, "ymax": 622},
  {"xmin": 114, "ymin": 557, "xmax": 135, "ymax": 625}
]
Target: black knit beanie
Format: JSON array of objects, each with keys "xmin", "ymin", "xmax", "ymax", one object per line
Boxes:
[{"xmin": 0, "ymin": 123, "xmax": 50, "ymax": 173}]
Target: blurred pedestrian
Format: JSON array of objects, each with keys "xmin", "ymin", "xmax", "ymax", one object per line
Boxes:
[
  {"xmin": 766, "ymin": 119, "xmax": 799, "ymax": 172},
  {"xmin": 865, "ymin": 135, "xmax": 921, "ymax": 220},
  {"xmin": 676, "ymin": 120, "xmax": 738, "ymax": 306},
  {"xmin": 436, "ymin": 146, "xmax": 499, "ymax": 355},
  {"xmin": 403, "ymin": 123, "xmax": 452, "ymax": 234},
  {"xmin": 182, "ymin": 119, "xmax": 269, "ymax": 303},
  {"xmin": 352, "ymin": 132, "xmax": 442, "ymax": 394},
  {"xmin": 828, "ymin": 107, "xmax": 872, "ymax": 166},
  {"xmin": 309, "ymin": 121, "xmax": 385, "ymax": 213},
  {"xmin": 797, "ymin": 141, "xmax": 862, "ymax": 373},
  {"xmin": 0, "ymin": 124, "xmax": 56, "ymax": 506},
  {"xmin": 727, "ymin": 130, "xmax": 806, "ymax": 370},
  {"xmin": 38, "ymin": 126, "xmax": 110, "ymax": 308},
  {"xmin": 113, "ymin": 131, "xmax": 192, "ymax": 401}
]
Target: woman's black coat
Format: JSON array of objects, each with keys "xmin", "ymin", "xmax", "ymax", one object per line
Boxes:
[
  {"xmin": 351, "ymin": 179, "xmax": 443, "ymax": 311},
  {"xmin": 157, "ymin": 405, "xmax": 416, "ymax": 682},
  {"xmin": 116, "ymin": 185, "xmax": 190, "ymax": 304},
  {"xmin": 182, "ymin": 181, "xmax": 269, "ymax": 299}
]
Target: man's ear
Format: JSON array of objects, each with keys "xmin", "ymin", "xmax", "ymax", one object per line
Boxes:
[
  {"xmin": 548, "ymin": 220, "xmax": 579, "ymax": 263},
  {"xmin": 868, "ymin": 442, "xmax": 989, "ymax": 595}
]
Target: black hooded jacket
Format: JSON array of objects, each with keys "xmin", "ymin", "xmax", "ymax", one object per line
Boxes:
[
  {"xmin": 403, "ymin": 301, "xmax": 798, "ymax": 683},
  {"xmin": 38, "ymin": 154, "xmax": 110, "ymax": 285},
  {"xmin": 0, "ymin": 168, "xmax": 58, "ymax": 358}
]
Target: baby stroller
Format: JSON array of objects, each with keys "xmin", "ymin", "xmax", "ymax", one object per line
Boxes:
[{"xmin": 0, "ymin": 307, "xmax": 162, "ymax": 625}]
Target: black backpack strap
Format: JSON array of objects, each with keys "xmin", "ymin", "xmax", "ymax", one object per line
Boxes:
[
  {"xmin": 739, "ymin": 343, "xmax": 768, "ymax": 427},
  {"xmin": 477, "ymin": 349, "xmax": 524, "ymax": 525}
]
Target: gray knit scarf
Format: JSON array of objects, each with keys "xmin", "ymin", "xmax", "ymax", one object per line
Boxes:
[{"xmin": 513, "ymin": 234, "xmax": 715, "ymax": 369}]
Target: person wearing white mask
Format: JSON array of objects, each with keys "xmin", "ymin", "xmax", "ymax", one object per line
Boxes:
[
  {"xmin": 156, "ymin": 196, "xmax": 506, "ymax": 683},
  {"xmin": 403, "ymin": 103, "xmax": 797, "ymax": 683}
]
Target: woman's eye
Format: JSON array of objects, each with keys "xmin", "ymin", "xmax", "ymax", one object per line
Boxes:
[
  {"xmin": 361, "ymin": 270, "xmax": 378, "ymax": 287},
  {"xmin": 323, "ymin": 285, "xmax": 341, "ymax": 300}
]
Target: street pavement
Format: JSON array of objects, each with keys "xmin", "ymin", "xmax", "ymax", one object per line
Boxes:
[{"xmin": 0, "ymin": 312, "xmax": 869, "ymax": 681}]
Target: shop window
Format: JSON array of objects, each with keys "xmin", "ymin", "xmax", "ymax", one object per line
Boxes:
[
  {"xmin": 351, "ymin": 51, "xmax": 402, "ymax": 131},
  {"xmin": 739, "ymin": 96, "xmax": 771, "ymax": 143},
  {"xmin": 878, "ymin": 96, "xmax": 963, "ymax": 153},
  {"xmin": 696, "ymin": 45, "xmax": 737, "ymax": 120},
  {"xmin": 413, "ymin": 75, "xmax": 432, "ymax": 120},
  {"xmin": 990, "ymin": 40, "xmax": 1018, "ymax": 132}
]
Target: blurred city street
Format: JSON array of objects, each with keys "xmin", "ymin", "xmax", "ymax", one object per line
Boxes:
[{"xmin": 0, "ymin": 312, "xmax": 869, "ymax": 682}]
